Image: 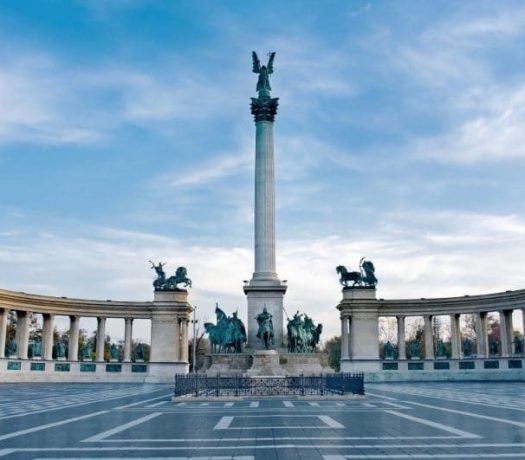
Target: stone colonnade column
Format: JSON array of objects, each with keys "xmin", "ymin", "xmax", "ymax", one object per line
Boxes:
[
  {"xmin": 475, "ymin": 312, "xmax": 488, "ymax": 358},
  {"xmin": 124, "ymin": 318, "xmax": 133, "ymax": 362},
  {"xmin": 68, "ymin": 315, "xmax": 80, "ymax": 361},
  {"xmin": 424, "ymin": 315, "xmax": 434, "ymax": 359},
  {"xmin": 397, "ymin": 315, "xmax": 406, "ymax": 360},
  {"xmin": 16, "ymin": 311, "xmax": 30, "ymax": 359},
  {"xmin": 341, "ymin": 314, "xmax": 350, "ymax": 359},
  {"xmin": 0, "ymin": 308, "xmax": 7, "ymax": 359},
  {"xmin": 174, "ymin": 317, "xmax": 181, "ymax": 361},
  {"xmin": 42, "ymin": 314, "xmax": 54, "ymax": 360},
  {"xmin": 96, "ymin": 317, "xmax": 106, "ymax": 361},
  {"xmin": 500, "ymin": 310, "xmax": 512, "ymax": 357},
  {"xmin": 450, "ymin": 314, "xmax": 460, "ymax": 359},
  {"xmin": 522, "ymin": 308, "xmax": 525, "ymax": 352}
]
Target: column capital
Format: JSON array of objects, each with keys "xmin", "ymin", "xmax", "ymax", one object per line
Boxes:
[{"xmin": 250, "ymin": 96, "xmax": 279, "ymax": 122}]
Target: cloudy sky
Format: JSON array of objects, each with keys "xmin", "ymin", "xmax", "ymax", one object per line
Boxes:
[{"xmin": 1, "ymin": 0, "xmax": 525, "ymax": 343}]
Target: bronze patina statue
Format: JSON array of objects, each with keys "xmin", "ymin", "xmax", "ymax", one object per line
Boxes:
[
  {"xmin": 286, "ymin": 311, "xmax": 322, "ymax": 353},
  {"xmin": 336, "ymin": 258, "xmax": 378, "ymax": 287},
  {"xmin": 204, "ymin": 305, "xmax": 247, "ymax": 353},
  {"xmin": 149, "ymin": 261, "xmax": 192, "ymax": 290},
  {"xmin": 252, "ymin": 51, "xmax": 275, "ymax": 94},
  {"xmin": 256, "ymin": 307, "xmax": 274, "ymax": 350}
]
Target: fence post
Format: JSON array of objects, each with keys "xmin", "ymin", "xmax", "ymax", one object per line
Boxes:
[
  {"xmin": 301, "ymin": 374, "xmax": 305, "ymax": 396},
  {"xmin": 320, "ymin": 373, "xmax": 324, "ymax": 396},
  {"xmin": 216, "ymin": 374, "xmax": 220, "ymax": 397}
]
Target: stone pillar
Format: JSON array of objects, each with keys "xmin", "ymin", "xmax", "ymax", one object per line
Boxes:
[
  {"xmin": 68, "ymin": 315, "xmax": 80, "ymax": 361},
  {"xmin": 181, "ymin": 319, "xmax": 189, "ymax": 362},
  {"xmin": 0, "ymin": 308, "xmax": 7, "ymax": 359},
  {"xmin": 424, "ymin": 315, "xmax": 434, "ymax": 359},
  {"xmin": 96, "ymin": 317, "xmax": 106, "ymax": 362},
  {"xmin": 450, "ymin": 314, "xmax": 460, "ymax": 359},
  {"xmin": 123, "ymin": 318, "xmax": 133, "ymax": 362},
  {"xmin": 522, "ymin": 308, "xmax": 525, "ymax": 353},
  {"xmin": 42, "ymin": 314, "xmax": 54, "ymax": 360},
  {"xmin": 397, "ymin": 315, "xmax": 406, "ymax": 360},
  {"xmin": 16, "ymin": 311, "xmax": 30, "ymax": 359},
  {"xmin": 500, "ymin": 310, "xmax": 512, "ymax": 357},
  {"xmin": 341, "ymin": 314, "xmax": 349, "ymax": 359},
  {"xmin": 475, "ymin": 312, "xmax": 488, "ymax": 358}
]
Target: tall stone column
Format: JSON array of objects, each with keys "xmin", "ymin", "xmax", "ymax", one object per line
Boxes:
[
  {"xmin": 475, "ymin": 312, "xmax": 488, "ymax": 358},
  {"xmin": 397, "ymin": 315, "xmax": 406, "ymax": 360},
  {"xmin": 68, "ymin": 315, "xmax": 80, "ymax": 361},
  {"xmin": 500, "ymin": 310, "xmax": 512, "ymax": 357},
  {"xmin": 522, "ymin": 308, "xmax": 525, "ymax": 355},
  {"xmin": 16, "ymin": 310, "xmax": 30, "ymax": 359},
  {"xmin": 124, "ymin": 318, "xmax": 133, "ymax": 362},
  {"xmin": 424, "ymin": 315, "xmax": 434, "ymax": 359},
  {"xmin": 181, "ymin": 320, "xmax": 189, "ymax": 362},
  {"xmin": 0, "ymin": 308, "xmax": 7, "ymax": 359},
  {"xmin": 96, "ymin": 316, "xmax": 106, "ymax": 362},
  {"xmin": 174, "ymin": 317, "xmax": 181, "ymax": 361},
  {"xmin": 244, "ymin": 59, "xmax": 287, "ymax": 350},
  {"xmin": 42, "ymin": 314, "xmax": 54, "ymax": 360},
  {"xmin": 450, "ymin": 314, "xmax": 460, "ymax": 359},
  {"xmin": 341, "ymin": 314, "xmax": 349, "ymax": 359}
]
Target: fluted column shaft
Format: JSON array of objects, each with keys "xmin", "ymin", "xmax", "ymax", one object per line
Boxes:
[
  {"xmin": 423, "ymin": 315, "xmax": 434, "ymax": 359},
  {"xmin": 96, "ymin": 317, "xmax": 106, "ymax": 362},
  {"xmin": 124, "ymin": 318, "xmax": 133, "ymax": 362},
  {"xmin": 397, "ymin": 315, "xmax": 406, "ymax": 360},
  {"xmin": 341, "ymin": 315, "xmax": 349, "ymax": 359},
  {"xmin": 42, "ymin": 314, "xmax": 54, "ymax": 360},
  {"xmin": 253, "ymin": 120, "xmax": 277, "ymax": 279},
  {"xmin": 68, "ymin": 315, "xmax": 80, "ymax": 361},
  {"xmin": 0, "ymin": 308, "xmax": 7, "ymax": 359},
  {"xmin": 16, "ymin": 311, "xmax": 30, "ymax": 359}
]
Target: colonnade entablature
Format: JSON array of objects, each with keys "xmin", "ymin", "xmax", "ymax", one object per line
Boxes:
[
  {"xmin": 338, "ymin": 287, "xmax": 525, "ymax": 377},
  {"xmin": 0, "ymin": 288, "xmax": 193, "ymax": 383}
]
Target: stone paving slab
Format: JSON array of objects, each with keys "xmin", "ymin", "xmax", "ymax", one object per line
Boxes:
[{"xmin": 0, "ymin": 382, "xmax": 524, "ymax": 459}]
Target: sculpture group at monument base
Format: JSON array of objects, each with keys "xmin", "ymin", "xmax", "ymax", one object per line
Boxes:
[{"xmin": 201, "ymin": 350, "xmax": 332, "ymax": 376}]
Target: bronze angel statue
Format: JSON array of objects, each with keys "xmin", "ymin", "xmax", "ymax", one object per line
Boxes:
[{"xmin": 252, "ymin": 51, "xmax": 275, "ymax": 93}]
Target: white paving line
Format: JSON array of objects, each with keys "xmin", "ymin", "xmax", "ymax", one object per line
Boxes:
[
  {"xmin": 249, "ymin": 401, "xmax": 259, "ymax": 408},
  {"xmin": 33, "ymin": 457, "xmax": 254, "ymax": 460},
  {"xmin": 401, "ymin": 400, "xmax": 525, "ymax": 428},
  {"xmin": 318, "ymin": 415, "xmax": 345, "ymax": 428},
  {"xmin": 146, "ymin": 401, "xmax": 169, "ymax": 408},
  {"xmin": 0, "ymin": 450, "xmax": 16, "ymax": 458},
  {"xmin": 324, "ymin": 454, "xmax": 525, "ymax": 459},
  {"xmin": 113, "ymin": 393, "xmax": 173, "ymax": 410},
  {"xmin": 384, "ymin": 410, "xmax": 480, "ymax": 439},
  {"xmin": 335, "ymin": 402, "xmax": 345, "ymax": 407},
  {"xmin": 362, "ymin": 403, "xmax": 376, "ymax": 408},
  {"xmin": 214, "ymin": 416, "xmax": 234, "ymax": 430},
  {"xmin": 175, "ymin": 402, "xmax": 187, "ymax": 406},
  {"xmin": 224, "ymin": 402, "xmax": 234, "ymax": 407},
  {"xmin": 364, "ymin": 391, "xmax": 399, "ymax": 401},
  {"xmin": 82, "ymin": 413, "xmax": 163, "ymax": 442},
  {"xmin": 308, "ymin": 402, "xmax": 320, "ymax": 406},
  {"xmin": 200, "ymin": 402, "xmax": 209, "ymax": 406},
  {"xmin": 0, "ymin": 410, "xmax": 108, "ymax": 442},
  {"xmin": 283, "ymin": 401, "xmax": 294, "ymax": 407}
]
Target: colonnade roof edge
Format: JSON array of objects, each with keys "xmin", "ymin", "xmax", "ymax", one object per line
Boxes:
[
  {"xmin": 0, "ymin": 287, "xmax": 172, "ymax": 319},
  {"xmin": 340, "ymin": 287, "xmax": 525, "ymax": 315}
]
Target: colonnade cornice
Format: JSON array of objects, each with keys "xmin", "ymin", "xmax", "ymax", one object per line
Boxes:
[{"xmin": 338, "ymin": 288, "xmax": 525, "ymax": 317}]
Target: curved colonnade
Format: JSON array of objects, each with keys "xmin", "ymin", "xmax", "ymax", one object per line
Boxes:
[
  {"xmin": 339, "ymin": 287, "xmax": 525, "ymax": 380},
  {"xmin": 0, "ymin": 288, "xmax": 192, "ymax": 383}
]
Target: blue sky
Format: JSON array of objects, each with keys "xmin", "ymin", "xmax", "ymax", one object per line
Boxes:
[{"xmin": 1, "ymin": 0, "xmax": 525, "ymax": 342}]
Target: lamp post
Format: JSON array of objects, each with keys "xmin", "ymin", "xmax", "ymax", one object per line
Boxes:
[{"xmin": 191, "ymin": 305, "xmax": 197, "ymax": 374}]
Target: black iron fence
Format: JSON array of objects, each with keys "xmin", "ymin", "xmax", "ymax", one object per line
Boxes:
[{"xmin": 174, "ymin": 373, "xmax": 364, "ymax": 397}]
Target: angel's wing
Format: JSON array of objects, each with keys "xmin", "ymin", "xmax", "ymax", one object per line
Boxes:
[
  {"xmin": 252, "ymin": 51, "xmax": 261, "ymax": 73},
  {"xmin": 267, "ymin": 52, "xmax": 275, "ymax": 74}
]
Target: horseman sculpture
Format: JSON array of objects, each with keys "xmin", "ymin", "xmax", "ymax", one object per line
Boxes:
[
  {"xmin": 149, "ymin": 261, "xmax": 192, "ymax": 290},
  {"xmin": 336, "ymin": 258, "xmax": 378, "ymax": 288},
  {"xmin": 204, "ymin": 305, "xmax": 247, "ymax": 353},
  {"xmin": 255, "ymin": 307, "xmax": 274, "ymax": 350},
  {"xmin": 287, "ymin": 311, "xmax": 323, "ymax": 353}
]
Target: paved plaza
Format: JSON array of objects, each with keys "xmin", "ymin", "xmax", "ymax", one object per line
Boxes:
[{"xmin": 0, "ymin": 382, "xmax": 524, "ymax": 459}]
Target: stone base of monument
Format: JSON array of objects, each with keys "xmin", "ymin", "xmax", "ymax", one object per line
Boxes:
[
  {"xmin": 145, "ymin": 362, "xmax": 189, "ymax": 383},
  {"xmin": 246, "ymin": 350, "xmax": 286, "ymax": 376},
  {"xmin": 202, "ymin": 351, "xmax": 332, "ymax": 376}
]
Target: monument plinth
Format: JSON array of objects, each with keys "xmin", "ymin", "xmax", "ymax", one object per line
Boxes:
[{"xmin": 245, "ymin": 51, "xmax": 287, "ymax": 350}]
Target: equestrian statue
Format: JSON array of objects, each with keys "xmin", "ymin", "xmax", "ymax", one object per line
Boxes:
[
  {"xmin": 149, "ymin": 261, "xmax": 192, "ymax": 290},
  {"xmin": 286, "ymin": 311, "xmax": 323, "ymax": 353},
  {"xmin": 204, "ymin": 305, "xmax": 247, "ymax": 354},
  {"xmin": 336, "ymin": 258, "xmax": 378, "ymax": 288}
]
